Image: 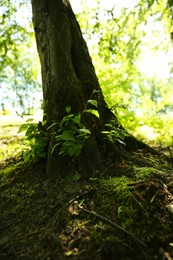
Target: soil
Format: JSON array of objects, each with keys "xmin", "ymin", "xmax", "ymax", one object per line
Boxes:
[{"xmin": 1, "ymin": 149, "xmax": 173, "ymax": 259}]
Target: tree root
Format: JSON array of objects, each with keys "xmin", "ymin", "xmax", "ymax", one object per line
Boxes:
[{"xmin": 112, "ymin": 145, "xmax": 154, "ymax": 167}]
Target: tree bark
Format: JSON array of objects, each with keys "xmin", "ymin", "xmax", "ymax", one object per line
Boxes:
[{"xmin": 31, "ymin": 0, "xmax": 142, "ymax": 176}]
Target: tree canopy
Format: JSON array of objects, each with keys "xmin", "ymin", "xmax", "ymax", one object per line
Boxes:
[
  {"xmin": 0, "ymin": 0, "xmax": 41, "ymax": 114},
  {"xmin": 76, "ymin": 0, "xmax": 173, "ymax": 145},
  {"xmin": 1, "ymin": 0, "xmax": 173, "ymax": 146}
]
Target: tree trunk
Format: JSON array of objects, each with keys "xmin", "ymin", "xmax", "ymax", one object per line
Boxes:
[{"xmin": 31, "ymin": 0, "xmax": 142, "ymax": 176}]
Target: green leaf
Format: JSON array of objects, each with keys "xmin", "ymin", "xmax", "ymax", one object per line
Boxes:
[
  {"xmin": 23, "ymin": 150, "xmax": 31, "ymax": 162},
  {"xmin": 59, "ymin": 149, "xmax": 66, "ymax": 156},
  {"xmin": 92, "ymin": 89, "xmax": 101, "ymax": 94},
  {"xmin": 51, "ymin": 143, "xmax": 60, "ymax": 154},
  {"xmin": 61, "ymin": 114, "xmax": 74, "ymax": 125},
  {"xmin": 55, "ymin": 135, "xmax": 62, "ymax": 141},
  {"xmin": 89, "ymin": 177, "xmax": 98, "ymax": 181},
  {"xmin": 65, "ymin": 106, "xmax": 71, "ymax": 114},
  {"xmin": 101, "ymin": 131, "xmax": 110, "ymax": 134},
  {"xmin": 26, "ymin": 118, "xmax": 33, "ymax": 122},
  {"xmin": 84, "ymin": 109, "xmax": 100, "ymax": 118},
  {"xmin": 104, "ymin": 123, "xmax": 113, "ymax": 129},
  {"xmin": 67, "ymin": 143, "xmax": 82, "ymax": 157},
  {"xmin": 61, "ymin": 130, "xmax": 75, "ymax": 141},
  {"xmin": 87, "ymin": 99, "xmax": 98, "ymax": 107},
  {"xmin": 73, "ymin": 114, "xmax": 81, "ymax": 124},
  {"xmin": 47, "ymin": 122, "xmax": 58, "ymax": 130},
  {"xmin": 75, "ymin": 143, "xmax": 83, "ymax": 156},
  {"xmin": 110, "ymin": 130, "xmax": 118, "ymax": 135},
  {"xmin": 42, "ymin": 120, "xmax": 47, "ymax": 126},
  {"xmin": 65, "ymin": 251, "xmax": 73, "ymax": 256},
  {"xmin": 66, "ymin": 144, "xmax": 76, "ymax": 157},
  {"xmin": 117, "ymin": 139, "xmax": 126, "ymax": 145},
  {"xmin": 73, "ymin": 174, "xmax": 81, "ymax": 181},
  {"xmin": 78, "ymin": 129, "xmax": 91, "ymax": 135},
  {"xmin": 17, "ymin": 124, "xmax": 29, "ymax": 133},
  {"xmin": 25, "ymin": 126, "xmax": 36, "ymax": 137}
]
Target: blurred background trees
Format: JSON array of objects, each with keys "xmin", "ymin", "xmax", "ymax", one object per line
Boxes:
[
  {"xmin": 0, "ymin": 0, "xmax": 41, "ymax": 115},
  {"xmin": 1, "ymin": 0, "xmax": 173, "ymax": 146}
]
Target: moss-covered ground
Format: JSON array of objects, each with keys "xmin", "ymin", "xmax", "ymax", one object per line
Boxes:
[{"xmin": 1, "ymin": 123, "xmax": 173, "ymax": 259}]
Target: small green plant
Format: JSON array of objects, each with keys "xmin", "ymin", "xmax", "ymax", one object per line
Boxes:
[
  {"xmin": 51, "ymin": 106, "xmax": 91, "ymax": 157},
  {"xmin": 83, "ymin": 98, "xmax": 99, "ymax": 118},
  {"xmin": 51, "ymin": 91, "xmax": 100, "ymax": 158},
  {"xmin": 18, "ymin": 119, "xmax": 49, "ymax": 163},
  {"xmin": 18, "ymin": 94, "xmax": 99, "ymax": 161},
  {"xmin": 102, "ymin": 121, "xmax": 128, "ymax": 145}
]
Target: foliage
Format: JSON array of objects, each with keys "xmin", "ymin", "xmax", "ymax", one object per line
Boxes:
[
  {"xmin": 17, "ymin": 97, "xmax": 99, "ymax": 160},
  {"xmin": 102, "ymin": 121, "xmax": 128, "ymax": 145},
  {"xmin": 51, "ymin": 106, "xmax": 91, "ymax": 157},
  {"xmin": 0, "ymin": 0, "xmax": 41, "ymax": 114},
  {"xmin": 76, "ymin": 0, "xmax": 173, "ymax": 146},
  {"xmin": 18, "ymin": 119, "xmax": 49, "ymax": 162},
  {"xmin": 50, "ymin": 94, "xmax": 100, "ymax": 158}
]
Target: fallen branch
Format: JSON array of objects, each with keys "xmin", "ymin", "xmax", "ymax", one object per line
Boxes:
[
  {"xmin": 78, "ymin": 205, "xmax": 147, "ymax": 249},
  {"xmin": 131, "ymin": 193, "xmax": 150, "ymax": 218}
]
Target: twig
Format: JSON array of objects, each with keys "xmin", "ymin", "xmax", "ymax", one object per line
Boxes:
[
  {"xmin": 16, "ymin": 111, "xmax": 24, "ymax": 119},
  {"xmin": 78, "ymin": 205, "xmax": 147, "ymax": 249},
  {"xmin": 127, "ymin": 181, "xmax": 147, "ymax": 187},
  {"xmin": 150, "ymin": 190, "xmax": 160, "ymax": 203},
  {"xmin": 131, "ymin": 194, "xmax": 150, "ymax": 218}
]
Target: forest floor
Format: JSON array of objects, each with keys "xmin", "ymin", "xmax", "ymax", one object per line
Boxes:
[{"xmin": 1, "ymin": 120, "xmax": 173, "ymax": 259}]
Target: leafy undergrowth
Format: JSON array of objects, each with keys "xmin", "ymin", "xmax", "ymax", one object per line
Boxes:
[{"xmin": 1, "ymin": 148, "xmax": 173, "ymax": 260}]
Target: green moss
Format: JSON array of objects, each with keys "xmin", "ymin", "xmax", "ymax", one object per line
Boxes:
[
  {"xmin": 133, "ymin": 166, "xmax": 162, "ymax": 180},
  {"xmin": 0, "ymin": 126, "xmax": 173, "ymax": 259},
  {"xmin": 0, "ymin": 161, "xmax": 24, "ymax": 176},
  {"xmin": 105, "ymin": 176, "xmax": 131, "ymax": 198}
]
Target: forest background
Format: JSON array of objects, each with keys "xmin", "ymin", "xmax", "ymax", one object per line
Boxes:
[{"xmin": 1, "ymin": 0, "xmax": 173, "ymax": 147}]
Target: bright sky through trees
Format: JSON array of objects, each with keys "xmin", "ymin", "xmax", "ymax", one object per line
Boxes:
[
  {"xmin": 71, "ymin": 0, "xmax": 138, "ymax": 13},
  {"xmin": 71, "ymin": 0, "xmax": 171, "ymax": 80}
]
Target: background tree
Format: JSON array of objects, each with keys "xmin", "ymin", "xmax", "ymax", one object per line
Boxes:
[
  {"xmin": 76, "ymin": 0, "xmax": 173, "ymax": 145},
  {"xmin": 0, "ymin": 0, "xmax": 41, "ymax": 114}
]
